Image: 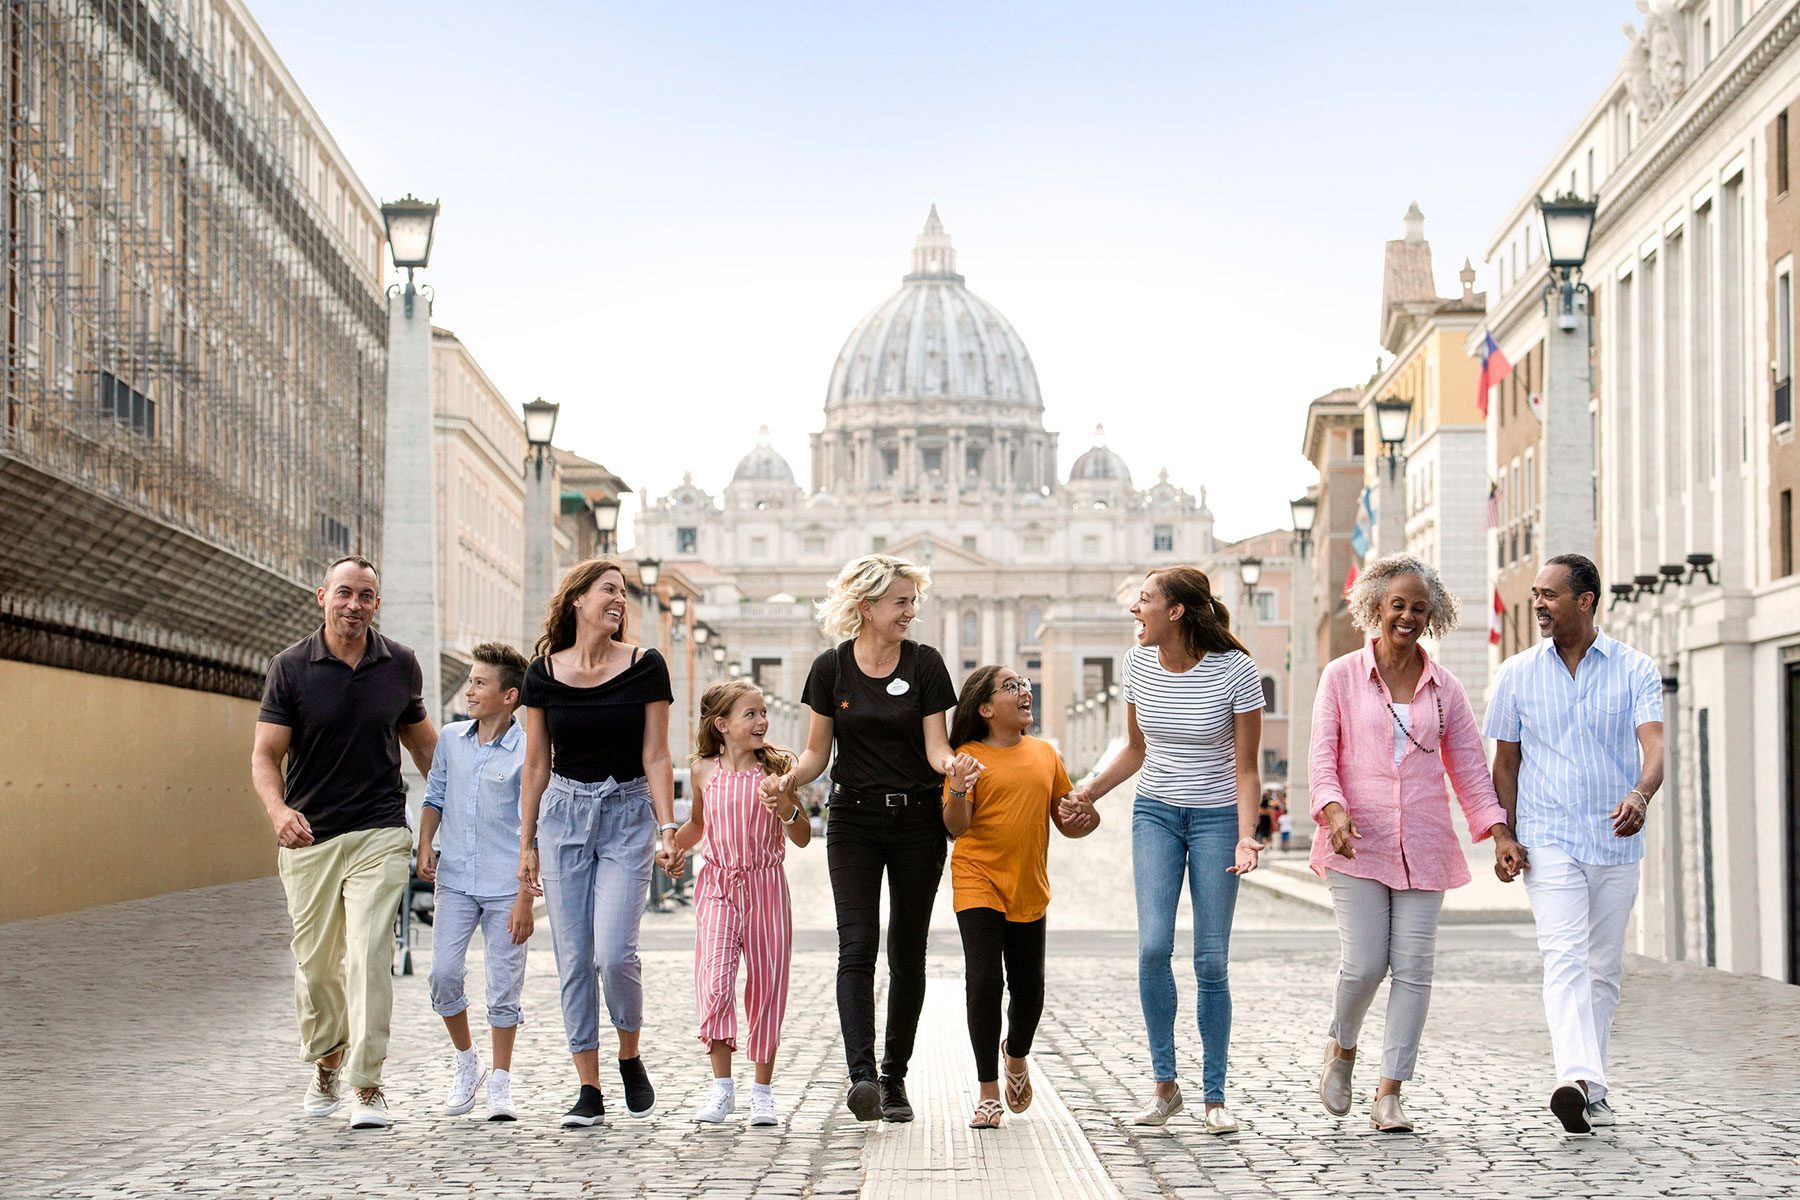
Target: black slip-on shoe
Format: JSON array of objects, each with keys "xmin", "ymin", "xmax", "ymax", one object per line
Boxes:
[
  {"xmin": 879, "ymin": 1076, "xmax": 914, "ymax": 1123},
  {"xmin": 846, "ymin": 1078, "xmax": 883, "ymax": 1121},
  {"xmin": 619, "ymin": 1056, "xmax": 656, "ymax": 1118},
  {"xmin": 1551, "ymin": 1084, "xmax": 1591, "ymax": 1134},
  {"xmin": 561, "ymin": 1084, "xmax": 605, "ymax": 1128}
]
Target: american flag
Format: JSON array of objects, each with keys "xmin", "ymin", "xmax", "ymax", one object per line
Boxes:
[{"xmin": 1485, "ymin": 481, "xmax": 1501, "ymax": 531}]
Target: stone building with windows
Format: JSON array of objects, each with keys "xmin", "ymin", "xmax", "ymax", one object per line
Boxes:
[
  {"xmin": 1, "ymin": 0, "xmax": 387, "ymax": 918},
  {"xmin": 1477, "ymin": 0, "xmax": 1800, "ymax": 982},
  {"xmin": 637, "ymin": 208, "xmax": 1222, "ymax": 749}
]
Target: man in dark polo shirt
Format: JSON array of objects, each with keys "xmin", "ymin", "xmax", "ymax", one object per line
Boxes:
[{"xmin": 251, "ymin": 555, "xmax": 438, "ymax": 1130}]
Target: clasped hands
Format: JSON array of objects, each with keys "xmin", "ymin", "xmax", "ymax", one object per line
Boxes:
[{"xmin": 1054, "ymin": 784, "xmax": 1101, "ymax": 836}]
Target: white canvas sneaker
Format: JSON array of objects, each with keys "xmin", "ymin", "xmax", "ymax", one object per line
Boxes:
[
  {"xmin": 445, "ymin": 1049, "xmax": 486, "ymax": 1116},
  {"xmin": 303, "ymin": 1062, "xmax": 343, "ymax": 1117},
  {"xmin": 694, "ymin": 1080, "xmax": 735, "ymax": 1123},
  {"xmin": 749, "ymin": 1088, "xmax": 778, "ymax": 1127},
  {"xmin": 486, "ymin": 1069, "xmax": 518, "ymax": 1122},
  {"xmin": 350, "ymin": 1087, "xmax": 393, "ymax": 1130}
]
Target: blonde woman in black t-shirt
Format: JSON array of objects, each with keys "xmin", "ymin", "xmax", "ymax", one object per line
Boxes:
[
  {"xmin": 518, "ymin": 558, "xmax": 684, "ymax": 1128},
  {"xmin": 761, "ymin": 554, "xmax": 978, "ymax": 1123}
]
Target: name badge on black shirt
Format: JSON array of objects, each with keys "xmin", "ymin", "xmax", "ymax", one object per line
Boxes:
[{"xmin": 886, "ymin": 678, "xmax": 910, "ymax": 696}]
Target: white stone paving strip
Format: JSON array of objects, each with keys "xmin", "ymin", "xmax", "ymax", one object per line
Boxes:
[{"xmin": 860, "ymin": 981, "xmax": 1123, "ymax": 1200}]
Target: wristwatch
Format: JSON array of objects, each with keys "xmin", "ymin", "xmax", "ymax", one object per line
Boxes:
[{"xmin": 783, "ymin": 805, "xmax": 807, "ymax": 825}]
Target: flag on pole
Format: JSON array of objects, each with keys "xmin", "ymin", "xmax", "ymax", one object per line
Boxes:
[
  {"xmin": 1489, "ymin": 587, "xmax": 1505, "ymax": 646},
  {"xmin": 1350, "ymin": 486, "xmax": 1374, "ymax": 559},
  {"xmin": 1478, "ymin": 331, "xmax": 1513, "ymax": 418},
  {"xmin": 1485, "ymin": 481, "xmax": 1501, "ymax": 530},
  {"xmin": 1527, "ymin": 390, "xmax": 1545, "ymax": 422},
  {"xmin": 1343, "ymin": 562, "xmax": 1359, "ymax": 598}
]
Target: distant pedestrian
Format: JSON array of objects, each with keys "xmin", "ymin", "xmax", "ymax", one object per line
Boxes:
[
  {"xmin": 1309, "ymin": 554, "xmax": 1522, "ymax": 1133},
  {"xmin": 517, "ymin": 558, "xmax": 685, "ymax": 1128},
  {"xmin": 943, "ymin": 665, "xmax": 1098, "ymax": 1130},
  {"xmin": 416, "ymin": 642, "xmax": 534, "ymax": 1122},
  {"xmin": 1485, "ymin": 554, "xmax": 1663, "ymax": 1135},
  {"xmin": 673, "ymin": 680, "xmax": 810, "ymax": 1127},
  {"xmin": 759, "ymin": 554, "xmax": 975, "ymax": 1122},
  {"xmin": 1277, "ymin": 809, "xmax": 1292, "ymax": 853},
  {"xmin": 251, "ymin": 555, "xmax": 438, "ymax": 1130},
  {"xmin": 1255, "ymin": 796, "xmax": 1274, "ymax": 845},
  {"xmin": 1063, "ymin": 566, "xmax": 1264, "ymax": 1133}
]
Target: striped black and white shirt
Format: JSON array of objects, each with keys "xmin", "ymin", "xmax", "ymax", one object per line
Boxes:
[{"xmin": 1123, "ymin": 645, "xmax": 1264, "ymax": 808}]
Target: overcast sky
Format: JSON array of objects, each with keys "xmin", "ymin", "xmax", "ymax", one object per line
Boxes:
[{"xmin": 257, "ymin": 0, "xmax": 1633, "ymax": 545}]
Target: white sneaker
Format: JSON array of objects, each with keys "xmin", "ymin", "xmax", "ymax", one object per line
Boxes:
[
  {"xmin": 350, "ymin": 1086, "xmax": 393, "ymax": 1130},
  {"xmin": 303, "ymin": 1062, "xmax": 343, "ymax": 1117},
  {"xmin": 749, "ymin": 1088, "xmax": 778, "ymax": 1126},
  {"xmin": 486, "ymin": 1069, "xmax": 518, "ymax": 1122},
  {"xmin": 1586, "ymin": 1098, "xmax": 1616, "ymax": 1127},
  {"xmin": 445, "ymin": 1049, "xmax": 486, "ymax": 1116},
  {"xmin": 694, "ymin": 1080, "xmax": 735, "ymax": 1123}
]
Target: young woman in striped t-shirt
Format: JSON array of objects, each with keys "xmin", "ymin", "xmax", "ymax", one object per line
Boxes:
[
  {"xmin": 673, "ymin": 680, "xmax": 811, "ymax": 1127},
  {"xmin": 1064, "ymin": 566, "xmax": 1265, "ymax": 1133}
]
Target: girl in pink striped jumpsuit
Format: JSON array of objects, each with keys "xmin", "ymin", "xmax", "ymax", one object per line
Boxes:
[{"xmin": 673, "ymin": 679, "xmax": 810, "ymax": 1126}]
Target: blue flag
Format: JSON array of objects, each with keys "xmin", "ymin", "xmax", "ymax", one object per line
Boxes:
[{"xmin": 1350, "ymin": 486, "xmax": 1374, "ymax": 560}]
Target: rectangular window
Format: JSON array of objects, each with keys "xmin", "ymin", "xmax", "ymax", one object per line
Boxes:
[
  {"xmin": 1023, "ymin": 535, "xmax": 1045, "ymax": 555},
  {"xmin": 99, "ymin": 372, "xmax": 156, "ymax": 436},
  {"xmin": 961, "ymin": 535, "xmax": 978, "ymax": 552},
  {"xmin": 1153, "ymin": 525, "xmax": 1174, "ymax": 552},
  {"xmin": 677, "ymin": 526, "xmax": 697, "ymax": 554},
  {"xmin": 1255, "ymin": 591, "xmax": 1277, "ymax": 622},
  {"xmin": 751, "ymin": 657, "xmax": 781, "ymax": 689},
  {"xmin": 1081, "ymin": 534, "xmax": 1100, "ymax": 557},
  {"xmin": 1351, "ymin": 427, "xmax": 1364, "ymax": 459},
  {"xmin": 921, "ymin": 447, "xmax": 943, "ymax": 475},
  {"xmin": 803, "ymin": 535, "xmax": 827, "ymax": 556},
  {"xmin": 750, "ymin": 536, "xmax": 768, "ymax": 558},
  {"xmin": 1782, "ymin": 110, "xmax": 1792, "ymax": 196},
  {"xmin": 872, "ymin": 536, "xmax": 887, "ymax": 552},
  {"xmin": 1783, "ymin": 490, "xmax": 1795, "ymax": 578},
  {"xmin": 1778, "ymin": 269, "xmax": 1793, "ymax": 428}
]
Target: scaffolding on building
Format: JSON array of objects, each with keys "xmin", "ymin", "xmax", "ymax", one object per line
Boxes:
[{"xmin": 2, "ymin": 0, "xmax": 387, "ymax": 696}]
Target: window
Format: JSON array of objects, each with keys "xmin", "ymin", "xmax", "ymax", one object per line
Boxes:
[
  {"xmin": 961, "ymin": 535, "xmax": 977, "ymax": 552},
  {"xmin": 922, "ymin": 447, "xmax": 943, "ymax": 475},
  {"xmin": 1255, "ymin": 591, "xmax": 1277, "ymax": 622},
  {"xmin": 751, "ymin": 657, "xmax": 781, "ymax": 689},
  {"xmin": 750, "ymin": 536, "xmax": 768, "ymax": 558},
  {"xmin": 1153, "ymin": 525, "xmax": 1174, "ymax": 552},
  {"xmin": 1777, "ymin": 268, "xmax": 1793, "ymax": 428},
  {"xmin": 1024, "ymin": 608, "xmax": 1044, "ymax": 640},
  {"xmin": 961, "ymin": 612, "xmax": 978, "ymax": 646},
  {"xmin": 1350, "ymin": 427, "xmax": 1365, "ymax": 459},
  {"xmin": 803, "ymin": 535, "xmax": 827, "ymax": 556},
  {"xmin": 677, "ymin": 526, "xmax": 697, "ymax": 554},
  {"xmin": 881, "ymin": 448, "xmax": 899, "ymax": 478},
  {"xmin": 1781, "ymin": 110, "xmax": 1792, "ymax": 196},
  {"xmin": 1702, "ymin": 17, "xmax": 1713, "ymax": 65},
  {"xmin": 1023, "ymin": 535, "xmax": 1045, "ymax": 555},
  {"xmin": 871, "ymin": 536, "xmax": 886, "ymax": 552},
  {"xmin": 1784, "ymin": 491, "xmax": 1795, "ymax": 578},
  {"xmin": 1082, "ymin": 534, "xmax": 1100, "ymax": 557},
  {"xmin": 99, "ymin": 372, "xmax": 156, "ymax": 436},
  {"xmin": 318, "ymin": 515, "xmax": 349, "ymax": 556},
  {"xmin": 1260, "ymin": 676, "xmax": 1277, "ymax": 714},
  {"xmin": 965, "ymin": 446, "xmax": 984, "ymax": 475}
]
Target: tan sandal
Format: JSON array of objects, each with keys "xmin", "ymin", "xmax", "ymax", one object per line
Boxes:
[
  {"xmin": 1003, "ymin": 1045, "xmax": 1033, "ymax": 1114},
  {"xmin": 969, "ymin": 1098, "xmax": 1004, "ymax": 1129}
]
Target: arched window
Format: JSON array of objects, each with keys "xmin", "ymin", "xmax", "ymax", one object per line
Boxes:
[
  {"xmin": 1261, "ymin": 675, "xmax": 1277, "ymax": 714},
  {"xmin": 961, "ymin": 611, "xmax": 978, "ymax": 647}
]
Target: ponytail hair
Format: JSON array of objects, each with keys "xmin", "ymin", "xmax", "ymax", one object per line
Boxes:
[
  {"xmin": 689, "ymin": 679, "xmax": 796, "ymax": 778},
  {"xmin": 1146, "ymin": 566, "xmax": 1248, "ymax": 658}
]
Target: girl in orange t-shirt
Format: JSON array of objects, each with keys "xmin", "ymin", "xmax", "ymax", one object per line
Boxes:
[{"xmin": 943, "ymin": 664, "xmax": 1100, "ymax": 1129}]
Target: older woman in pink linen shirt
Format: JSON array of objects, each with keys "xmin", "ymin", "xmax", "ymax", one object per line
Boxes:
[{"xmin": 1307, "ymin": 554, "xmax": 1525, "ymax": 1134}]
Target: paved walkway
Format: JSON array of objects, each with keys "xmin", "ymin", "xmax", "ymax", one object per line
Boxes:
[{"xmin": 2, "ymin": 791, "xmax": 1797, "ymax": 1198}]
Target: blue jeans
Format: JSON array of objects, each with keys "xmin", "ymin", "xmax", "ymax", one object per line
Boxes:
[
  {"xmin": 1133, "ymin": 796, "xmax": 1240, "ymax": 1103},
  {"xmin": 538, "ymin": 773, "xmax": 655, "ymax": 1053}
]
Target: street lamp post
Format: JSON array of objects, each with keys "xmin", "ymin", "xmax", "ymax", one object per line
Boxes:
[
  {"xmin": 1286, "ymin": 495, "xmax": 1319, "ymax": 850},
  {"xmin": 668, "ymin": 592, "xmax": 690, "ymax": 755},
  {"xmin": 379, "ymin": 194, "xmax": 443, "ymax": 725},
  {"xmin": 1372, "ymin": 396, "xmax": 1412, "ymax": 557},
  {"xmin": 1537, "ymin": 192, "xmax": 1600, "ymax": 557},
  {"xmin": 521, "ymin": 397, "xmax": 561, "ymax": 649},
  {"xmin": 637, "ymin": 558, "xmax": 662, "ymax": 654},
  {"xmin": 591, "ymin": 495, "xmax": 621, "ymax": 557}
]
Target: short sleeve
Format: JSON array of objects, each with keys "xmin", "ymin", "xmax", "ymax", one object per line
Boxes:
[
  {"xmin": 398, "ymin": 650, "xmax": 428, "ymax": 726},
  {"xmin": 1050, "ymin": 747, "xmax": 1073, "ymax": 798},
  {"xmin": 1483, "ymin": 661, "xmax": 1521, "ymax": 742},
  {"xmin": 1229, "ymin": 653, "xmax": 1264, "ymax": 714},
  {"xmin": 519, "ymin": 658, "xmax": 550, "ymax": 708},
  {"xmin": 1632, "ymin": 655, "xmax": 1664, "ymax": 727},
  {"xmin": 257, "ymin": 656, "xmax": 295, "ymax": 727},
  {"xmin": 915, "ymin": 644, "xmax": 957, "ymax": 715},
  {"xmin": 801, "ymin": 649, "xmax": 837, "ymax": 716},
  {"xmin": 641, "ymin": 650, "xmax": 675, "ymax": 704},
  {"xmin": 1121, "ymin": 650, "xmax": 1139, "ymax": 705}
]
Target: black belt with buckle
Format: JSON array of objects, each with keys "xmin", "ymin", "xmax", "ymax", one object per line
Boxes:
[{"xmin": 829, "ymin": 784, "xmax": 938, "ymax": 807}]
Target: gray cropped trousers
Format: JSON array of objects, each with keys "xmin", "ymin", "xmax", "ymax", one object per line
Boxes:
[{"xmin": 1325, "ymin": 870, "xmax": 1445, "ymax": 1081}]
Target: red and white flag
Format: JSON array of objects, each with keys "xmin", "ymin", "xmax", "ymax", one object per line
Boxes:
[
  {"xmin": 1343, "ymin": 562, "xmax": 1359, "ymax": 597},
  {"xmin": 1489, "ymin": 587, "xmax": 1505, "ymax": 646}
]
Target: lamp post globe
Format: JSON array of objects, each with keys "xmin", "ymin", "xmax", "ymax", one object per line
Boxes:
[
  {"xmin": 1537, "ymin": 193, "xmax": 1598, "ymax": 272},
  {"xmin": 712, "ymin": 645, "xmax": 726, "ymax": 665},
  {"xmin": 669, "ymin": 594, "xmax": 689, "ymax": 620},
  {"xmin": 638, "ymin": 558, "xmax": 662, "ymax": 589},
  {"xmin": 694, "ymin": 624, "xmax": 710, "ymax": 646},
  {"xmin": 1239, "ymin": 556, "xmax": 1264, "ymax": 590},
  {"xmin": 1373, "ymin": 396, "xmax": 1412, "ymax": 449},
  {"xmin": 381, "ymin": 194, "xmax": 440, "ymax": 271},
  {"xmin": 1290, "ymin": 495, "xmax": 1318, "ymax": 538},
  {"xmin": 591, "ymin": 495, "xmax": 621, "ymax": 553}
]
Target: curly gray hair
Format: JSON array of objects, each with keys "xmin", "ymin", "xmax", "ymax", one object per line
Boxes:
[{"xmin": 1346, "ymin": 553, "xmax": 1460, "ymax": 640}]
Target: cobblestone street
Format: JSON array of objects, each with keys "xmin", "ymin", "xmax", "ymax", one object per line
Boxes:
[{"xmin": 2, "ymin": 799, "xmax": 1796, "ymax": 1199}]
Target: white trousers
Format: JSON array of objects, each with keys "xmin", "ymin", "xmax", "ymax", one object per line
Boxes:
[{"xmin": 1521, "ymin": 844, "xmax": 1639, "ymax": 1101}]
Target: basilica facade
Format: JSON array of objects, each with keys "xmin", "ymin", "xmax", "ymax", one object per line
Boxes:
[{"xmin": 637, "ymin": 208, "xmax": 1218, "ymax": 752}]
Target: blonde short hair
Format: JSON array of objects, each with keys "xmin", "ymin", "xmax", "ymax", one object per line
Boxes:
[
  {"xmin": 815, "ymin": 554, "xmax": 932, "ymax": 641},
  {"xmin": 1347, "ymin": 553, "xmax": 1460, "ymax": 640}
]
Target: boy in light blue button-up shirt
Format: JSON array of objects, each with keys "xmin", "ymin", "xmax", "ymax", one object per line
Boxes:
[{"xmin": 417, "ymin": 642, "xmax": 534, "ymax": 1121}]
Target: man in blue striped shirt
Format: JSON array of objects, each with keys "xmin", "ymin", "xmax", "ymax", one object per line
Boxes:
[{"xmin": 1484, "ymin": 554, "xmax": 1664, "ymax": 1137}]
